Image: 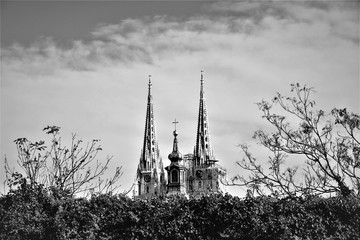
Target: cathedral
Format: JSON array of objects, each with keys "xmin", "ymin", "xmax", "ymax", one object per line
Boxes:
[{"xmin": 134, "ymin": 71, "xmax": 227, "ymax": 198}]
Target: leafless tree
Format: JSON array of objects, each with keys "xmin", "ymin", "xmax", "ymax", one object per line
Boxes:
[
  {"xmin": 5, "ymin": 126, "xmax": 122, "ymax": 196},
  {"xmin": 229, "ymin": 84, "xmax": 359, "ymax": 197}
]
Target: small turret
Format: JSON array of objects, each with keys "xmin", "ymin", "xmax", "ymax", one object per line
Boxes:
[{"xmin": 165, "ymin": 119, "xmax": 187, "ymax": 196}]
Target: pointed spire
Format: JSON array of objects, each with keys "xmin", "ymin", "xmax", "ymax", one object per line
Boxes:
[
  {"xmin": 195, "ymin": 70, "xmax": 216, "ymax": 166},
  {"xmin": 141, "ymin": 75, "xmax": 160, "ymax": 170}
]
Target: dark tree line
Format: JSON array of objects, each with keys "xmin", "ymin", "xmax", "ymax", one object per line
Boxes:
[{"xmin": 1, "ymin": 186, "xmax": 359, "ymax": 240}]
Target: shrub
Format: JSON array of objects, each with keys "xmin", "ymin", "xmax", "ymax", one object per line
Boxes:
[{"xmin": 1, "ymin": 187, "xmax": 359, "ymax": 240}]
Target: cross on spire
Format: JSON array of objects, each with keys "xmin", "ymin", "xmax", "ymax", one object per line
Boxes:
[{"xmin": 172, "ymin": 119, "xmax": 179, "ymax": 130}]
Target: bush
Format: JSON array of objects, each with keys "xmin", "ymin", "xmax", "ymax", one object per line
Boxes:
[{"xmin": 1, "ymin": 186, "xmax": 359, "ymax": 239}]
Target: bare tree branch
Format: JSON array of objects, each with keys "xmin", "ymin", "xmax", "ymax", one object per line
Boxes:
[
  {"xmin": 5, "ymin": 126, "xmax": 123, "ymax": 196},
  {"xmin": 229, "ymin": 83, "xmax": 359, "ymax": 197}
]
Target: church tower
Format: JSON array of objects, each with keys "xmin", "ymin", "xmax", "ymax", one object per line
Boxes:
[
  {"xmin": 189, "ymin": 71, "xmax": 226, "ymax": 196},
  {"xmin": 194, "ymin": 70, "xmax": 216, "ymax": 166},
  {"xmin": 136, "ymin": 76, "xmax": 166, "ymax": 198},
  {"xmin": 134, "ymin": 72, "xmax": 226, "ymax": 198},
  {"xmin": 165, "ymin": 122, "xmax": 187, "ymax": 196}
]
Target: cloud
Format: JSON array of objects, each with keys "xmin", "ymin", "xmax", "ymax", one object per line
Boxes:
[{"xmin": 3, "ymin": 1, "xmax": 358, "ymax": 75}]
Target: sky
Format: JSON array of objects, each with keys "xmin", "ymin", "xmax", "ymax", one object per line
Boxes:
[{"xmin": 1, "ymin": 0, "xmax": 359, "ymax": 197}]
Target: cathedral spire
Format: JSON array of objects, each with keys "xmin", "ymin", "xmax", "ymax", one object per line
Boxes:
[
  {"xmin": 194, "ymin": 70, "xmax": 216, "ymax": 166},
  {"xmin": 141, "ymin": 74, "xmax": 160, "ymax": 170},
  {"xmin": 136, "ymin": 75, "xmax": 166, "ymax": 198}
]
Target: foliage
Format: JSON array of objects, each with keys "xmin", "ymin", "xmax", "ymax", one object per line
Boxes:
[
  {"xmin": 1, "ymin": 186, "xmax": 359, "ymax": 240},
  {"xmin": 5, "ymin": 126, "xmax": 122, "ymax": 196},
  {"xmin": 0, "ymin": 182, "xmax": 61, "ymax": 240},
  {"xmin": 231, "ymin": 83, "xmax": 360, "ymax": 197}
]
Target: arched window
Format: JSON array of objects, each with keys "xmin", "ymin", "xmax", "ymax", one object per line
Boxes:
[{"xmin": 171, "ymin": 170, "xmax": 179, "ymax": 183}]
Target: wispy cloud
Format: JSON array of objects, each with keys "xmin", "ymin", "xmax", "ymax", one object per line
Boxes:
[{"xmin": 3, "ymin": 1, "xmax": 358, "ymax": 73}]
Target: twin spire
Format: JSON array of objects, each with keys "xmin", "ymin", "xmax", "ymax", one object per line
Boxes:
[
  {"xmin": 137, "ymin": 73, "xmax": 223, "ymax": 197},
  {"xmin": 140, "ymin": 71, "xmax": 216, "ymax": 171}
]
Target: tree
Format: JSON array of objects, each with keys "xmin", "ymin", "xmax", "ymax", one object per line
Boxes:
[
  {"xmin": 5, "ymin": 126, "xmax": 122, "ymax": 196},
  {"xmin": 230, "ymin": 83, "xmax": 359, "ymax": 197}
]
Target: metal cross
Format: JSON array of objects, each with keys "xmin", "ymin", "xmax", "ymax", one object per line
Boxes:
[{"xmin": 172, "ymin": 119, "xmax": 179, "ymax": 130}]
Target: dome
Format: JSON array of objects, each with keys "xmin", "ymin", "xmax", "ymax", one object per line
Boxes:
[{"xmin": 168, "ymin": 151, "xmax": 183, "ymax": 161}]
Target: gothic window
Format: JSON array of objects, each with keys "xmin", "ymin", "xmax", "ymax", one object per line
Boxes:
[
  {"xmin": 198, "ymin": 180, "xmax": 202, "ymax": 189},
  {"xmin": 171, "ymin": 170, "xmax": 179, "ymax": 183},
  {"xmin": 189, "ymin": 180, "xmax": 193, "ymax": 191},
  {"xmin": 146, "ymin": 186, "xmax": 149, "ymax": 193}
]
